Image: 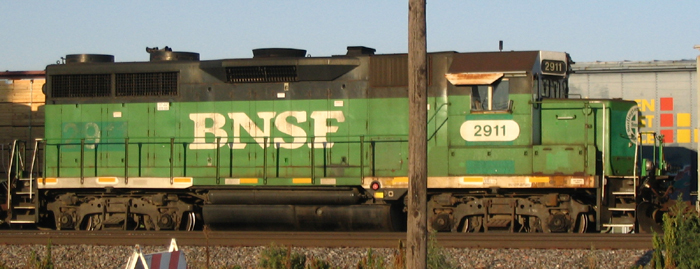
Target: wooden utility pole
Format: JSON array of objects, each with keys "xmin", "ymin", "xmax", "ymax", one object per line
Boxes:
[{"xmin": 407, "ymin": 0, "xmax": 427, "ymax": 268}]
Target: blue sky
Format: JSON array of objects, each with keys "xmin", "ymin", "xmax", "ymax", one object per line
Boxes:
[{"xmin": 2, "ymin": 1, "xmax": 699, "ymax": 71}]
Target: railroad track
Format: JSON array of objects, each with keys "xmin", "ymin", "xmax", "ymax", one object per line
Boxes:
[{"xmin": 0, "ymin": 231, "xmax": 653, "ymax": 249}]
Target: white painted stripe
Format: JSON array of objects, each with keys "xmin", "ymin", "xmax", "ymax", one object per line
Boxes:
[{"xmin": 37, "ymin": 177, "xmax": 193, "ymax": 189}]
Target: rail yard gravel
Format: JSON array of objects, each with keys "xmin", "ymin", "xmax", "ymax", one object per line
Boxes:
[{"xmin": 0, "ymin": 244, "xmax": 653, "ymax": 268}]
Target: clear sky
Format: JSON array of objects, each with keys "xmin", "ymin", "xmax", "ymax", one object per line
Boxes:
[{"xmin": 2, "ymin": 1, "xmax": 699, "ymax": 71}]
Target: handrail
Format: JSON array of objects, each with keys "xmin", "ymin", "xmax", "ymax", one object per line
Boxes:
[
  {"xmin": 427, "ymin": 103, "xmax": 450, "ymax": 142},
  {"xmin": 28, "ymin": 139, "xmax": 40, "ymax": 199},
  {"xmin": 583, "ymin": 102, "xmax": 607, "ymax": 201},
  {"xmin": 124, "ymin": 138, "xmax": 129, "ymax": 184},
  {"xmin": 41, "ymin": 135, "xmax": 411, "ymax": 183},
  {"xmin": 41, "ymin": 134, "xmax": 409, "ymax": 144},
  {"xmin": 633, "ymin": 133, "xmax": 639, "ymax": 198},
  {"xmin": 6, "ymin": 140, "xmax": 28, "ymax": 214},
  {"xmin": 6, "ymin": 140, "xmax": 17, "ymax": 214},
  {"xmin": 427, "ymin": 102, "xmax": 450, "ymax": 125},
  {"xmin": 428, "ymin": 118, "xmax": 449, "ymax": 142}
]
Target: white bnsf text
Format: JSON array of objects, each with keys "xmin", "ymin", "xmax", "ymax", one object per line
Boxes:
[{"xmin": 188, "ymin": 111, "xmax": 345, "ymax": 150}]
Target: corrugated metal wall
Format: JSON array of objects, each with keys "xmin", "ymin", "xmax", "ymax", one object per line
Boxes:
[
  {"xmin": 0, "ymin": 79, "xmax": 45, "ymax": 145},
  {"xmin": 0, "ymin": 78, "xmax": 46, "ymax": 180}
]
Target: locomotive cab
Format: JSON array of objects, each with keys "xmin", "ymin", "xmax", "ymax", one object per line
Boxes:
[{"xmin": 423, "ymin": 51, "xmax": 642, "ymax": 233}]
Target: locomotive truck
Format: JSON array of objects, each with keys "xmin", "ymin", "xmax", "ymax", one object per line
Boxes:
[{"xmin": 2, "ymin": 46, "xmax": 672, "ymax": 233}]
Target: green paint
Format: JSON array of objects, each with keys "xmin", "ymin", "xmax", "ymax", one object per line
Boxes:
[
  {"xmin": 466, "ymin": 160, "xmax": 515, "ymax": 174},
  {"xmin": 42, "ymin": 91, "xmax": 638, "ymax": 185}
]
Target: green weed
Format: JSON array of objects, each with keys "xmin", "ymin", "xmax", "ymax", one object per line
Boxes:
[
  {"xmin": 356, "ymin": 248, "xmax": 386, "ymax": 269},
  {"xmin": 22, "ymin": 240, "xmax": 54, "ymax": 269},
  {"xmin": 258, "ymin": 243, "xmax": 306, "ymax": 269},
  {"xmin": 651, "ymin": 196, "xmax": 700, "ymax": 268},
  {"xmin": 426, "ymin": 231, "xmax": 455, "ymax": 269}
]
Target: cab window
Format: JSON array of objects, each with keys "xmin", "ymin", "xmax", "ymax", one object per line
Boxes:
[
  {"xmin": 471, "ymin": 78, "xmax": 510, "ymax": 111},
  {"xmin": 536, "ymin": 76, "xmax": 568, "ymax": 99}
]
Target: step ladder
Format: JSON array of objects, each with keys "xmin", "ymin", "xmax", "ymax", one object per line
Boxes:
[
  {"xmin": 5, "ymin": 140, "xmax": 38, "ymax": 227},
  {"xmin": 602, "ymin": 176, "xmax": 637, "ymax": 233}
]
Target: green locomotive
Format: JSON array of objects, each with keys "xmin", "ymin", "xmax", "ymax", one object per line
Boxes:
[{"xmin": 4, "ymin": 47, "xmax": 669, "ymax": 232}]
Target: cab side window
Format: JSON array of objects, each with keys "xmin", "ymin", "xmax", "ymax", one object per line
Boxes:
[{"xmin": 471, "ymin": 78, "xmax": 510, "ymax": 111}]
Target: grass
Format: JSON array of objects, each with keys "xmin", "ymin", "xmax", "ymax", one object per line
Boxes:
[
  {"xmin": 651, "ymin": 196, "xmax": 700, "ymax": 269},
  {"xmin": 356, "ymin": 248, "xmax": 386, "ymax": 269},
  {"xmin": 258, "ymin": 243, "xmax": 307, "ymax": 269},
  {"xmin": 254, "ymin": 230, "xmax": 455, "ymax": 269},
  {"xmin": 14, "ymin": 240, "xmax": 55, "ymax": 269}
]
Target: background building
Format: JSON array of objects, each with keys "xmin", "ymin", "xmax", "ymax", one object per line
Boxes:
[{"xmin": 0, "ymin": 71, "xmax": 45, "ymax": 180}]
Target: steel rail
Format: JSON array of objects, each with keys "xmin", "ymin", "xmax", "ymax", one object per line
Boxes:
[{"xmin": 0, "ymin": 231, "xmax": 653, "ymax": 249}]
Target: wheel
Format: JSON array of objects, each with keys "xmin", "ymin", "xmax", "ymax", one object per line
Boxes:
[
  {"xmin": 637, "ymin": 202, "xmax": 663, "ymax": 233},
  {"xmin": 79, "ymin": 214, "xmax": 99, "ymax": 231},
  {"xmin": 460, "ymin": 216, "xmax": 483, "ymax": 233},
  {"xmin": 575, "ymin": 213, "xmax": 588, "ymax": 233}
]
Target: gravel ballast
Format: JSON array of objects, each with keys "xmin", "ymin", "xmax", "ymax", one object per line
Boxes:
[{"xmin": 0, "ymin": 245, "xmax": 653, "ymax": 268}]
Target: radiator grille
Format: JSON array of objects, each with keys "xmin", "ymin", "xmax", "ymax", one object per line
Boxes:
[
  {"xmin": 51, "ymin": 74, "xmax": 111, "ymax": 98},
  {"xmin": 370, "ymin": 56, "xmax": 408, "ymax": 87},
  {"xmin": 369, "ymin": 56, "xmax": 432, "ymax": 87},
  {"xmin": 116, "ymin": 72, "xmax": 178, "ymax": 96},
  {"xmin": 226, "ymin": 66, "xmax": 297, "ymax": 83}
]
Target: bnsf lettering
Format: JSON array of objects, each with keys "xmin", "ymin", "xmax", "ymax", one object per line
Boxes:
[{"xmin": 189, "ymin": 111, "xmax": 345, "ymax": 150}]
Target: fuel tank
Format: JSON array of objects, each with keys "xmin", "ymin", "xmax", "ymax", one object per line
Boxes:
[
  {"xmin": 202, "ymin": 204, "xmax": 406, "ymax": 231},
  {"xmin": 207, "ymin": 189, "xmax": 362, "ymax": 205}
]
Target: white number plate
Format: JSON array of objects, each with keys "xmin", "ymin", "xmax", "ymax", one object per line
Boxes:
[{"xmin": 460, "ymin": 120, "xmax": 520, "ymax": 142}]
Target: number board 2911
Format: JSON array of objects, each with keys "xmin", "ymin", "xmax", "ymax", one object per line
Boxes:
[
  {"xmin": 460, "ymin": 120, "xmax": 520, "ymax": 142},
  {"xmin": 541, "ymin": 60, "xmax": 567, "ymax": 75}
]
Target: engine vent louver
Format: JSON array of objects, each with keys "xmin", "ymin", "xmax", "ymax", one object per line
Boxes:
[
  {"xmin": 116, "ymin": 72, "xmax": 178, "ymax": 96},
  {"xmin": 51, "ymin": 74, "xmax": 111, "ymax": 98},
  {"xmin": 226, "ymin": 66, "xmax": 298, "ymax": 83}
]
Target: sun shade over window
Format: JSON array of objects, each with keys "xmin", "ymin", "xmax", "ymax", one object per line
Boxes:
[{"xmin": 444, "ymin": 72, "xmax": 503, "ymax": 85}]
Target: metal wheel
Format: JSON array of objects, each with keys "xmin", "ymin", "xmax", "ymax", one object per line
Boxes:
[
  {"xmin": 79, "ymin": 214, "xmax": 98, "ymax": 231},
  {"xmin": 461, "ymin": 218, "xmax": 469, "ymax": 232},
  {"xmin": 528, "ymin": 217, "xmax": 543, "ymax": 232},
  {"xmin": 461, "ymin": 216, "xmax": 483, "ymax": 233},
  {"xmin": 576, "ymin": 214, "xmax": 588, "ymax": 233},
  {"xmin": 637, "ymin": 202, "xmax": 663, "ymax": 233},
  {"xmin": 184, "ymin": 212, "xmax": 196, "ymax": 231}
]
